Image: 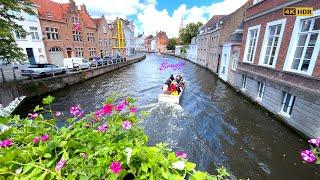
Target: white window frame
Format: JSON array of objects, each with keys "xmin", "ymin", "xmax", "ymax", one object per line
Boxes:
[
  {"xmin": 253, "ymin": 0, "xmax": 264, "ymax": 5},
  {"xmin": 73, "ymin": 31, "xmax": 81, "ymax": 42},
  {"xmin": 241, "ymin": 76, "xmax": 247, "ymax": 90},
  {"xmin": 259, "ymin": 19, "xmax": 286, "ymax": 68},
  {"xmin": 284, "ymin": 10, "xmax": 320, "ymax": 76},
  {"xmin": 46, "ymin": 27, "xmax": 59, "ymax": 40},
  {"xmin": 243, "ymin": 25, "xmax": 261, "ymax": 63},
  {"xmin": 280, "ymin": 92, "xmax": 295, "ymax": 117},
  {"xmin": 30, "ymin": 26, "xmax": 40, "ymax": 40},
  {"xmin": 231, "ymin": 50, "xmax": 239, "ymax": 70},
  {"xmin": 256, "ymin": 82, "xmax": 265, "ymax": 100}
]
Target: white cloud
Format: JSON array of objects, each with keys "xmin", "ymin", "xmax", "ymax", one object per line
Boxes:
[{"xmin": 51, "ymin": 0, "xmax": 248, "ymax": 38}]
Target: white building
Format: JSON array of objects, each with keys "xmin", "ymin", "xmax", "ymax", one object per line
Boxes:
[
  {"xmin": 135, "ymin": 33, "xmax": 145, "ymax": 51},
  {"xmin": 123, "ymin": 20, "xmax": 135, "ymax": 56},
  {"xmin": 12, "ymin": 4, "xmax": 47, "ymax": 64},
  {"xmin": 187, "ymin": 37, "xmax": 197, "ymax": 63},
  {"xmin": 151, "ymin": 39, "xmax": 156, "ymax": 52}
]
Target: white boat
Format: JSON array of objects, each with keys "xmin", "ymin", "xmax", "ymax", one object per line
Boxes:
[{"xmin": 158, "ymin": 85, "xmax": 184, "ymax": 104}]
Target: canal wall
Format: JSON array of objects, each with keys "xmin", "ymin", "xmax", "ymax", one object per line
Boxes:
[
  {"xmin": 166, "ymin": 53, "xmax": 320, "ymax": 138},
  {"xmin": 0, "ymin": 55, "xmax": 146, "ymax": 106}
]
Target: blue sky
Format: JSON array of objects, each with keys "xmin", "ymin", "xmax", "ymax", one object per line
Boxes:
[{"xmin": 53, "ymin": 0, "xmax": 247, "ymax": 37}]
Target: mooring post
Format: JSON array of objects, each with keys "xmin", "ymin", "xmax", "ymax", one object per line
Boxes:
[{"xmin": 0, "ymin": 68, "xmax": 5, "ymax": 82}]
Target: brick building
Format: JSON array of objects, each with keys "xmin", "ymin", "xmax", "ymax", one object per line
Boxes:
[
  {"xmin": 196, "ymin": 15, "xmax": 226, "ymax": 71},
  {"xmin": 32, "ymin": 0, "xmax": 113, "ymax": 65},
  {"xmin": 144, "ymin": 35, "xmax": 154, "ymax": 52},
  {"xmin": 155, "ymin": 31, "xmax": 169, "ymax": 53},
  {"xmin": 92, "ymin": 15, "xmax": 113, "ymax": 58},
  {"xmin": 232, "ymin": 0, "xmax": 320, "ymax": 137}
]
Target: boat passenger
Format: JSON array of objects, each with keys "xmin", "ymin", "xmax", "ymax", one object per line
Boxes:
[
  {"xmin": 170, "ymin": 74, "xmax": 174, "ymax": 81},
  {"xmin": 169, "ymin": 81, "xmax": 177, "ymax": 94}
]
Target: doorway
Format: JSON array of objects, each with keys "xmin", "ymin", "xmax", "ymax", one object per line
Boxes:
[
  {"xmin": 66, "ymin": 48, "xmax": 72, "ymax": 58},
  {"xmin": 26, "ymin": 48, "xmax": 36, "ymax": 64}
]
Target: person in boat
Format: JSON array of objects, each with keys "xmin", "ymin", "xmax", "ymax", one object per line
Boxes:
[
  {"xmin": 169, "ymin": 81, "xmax": 179, "ymax": 95},
  {"xmin": 170, "ymin": 74, "xmax": 174, "ymax": 82}
]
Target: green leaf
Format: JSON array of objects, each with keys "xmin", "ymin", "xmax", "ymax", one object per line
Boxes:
[
  {"xmin": 42, "ymin": 96, "xmax": 55, "ymax": 105},
  {"xmin": 33, "ymin": 105, "xmax": 44, "ymax": 112},
  {"xmin": 185, "ymin": 162, "xmax": 196, "ymax": 171},
  {"xmin": 141, "ymin": 162, "xmax": 148, "ymax": 173},
  {"xmin": 168, "ymin": 174, "xmax": 183, "ymax": 180},
  {"xmin": 44, "ymin": 153, "xmax": 52, "ymax": 159},
  {"xmin": 190, "ymin": 171, "xmax": 206, "ymax": 180},
  {"xmin": 22, "ymin": 164, "xmax": 33, "ymax": 174}
]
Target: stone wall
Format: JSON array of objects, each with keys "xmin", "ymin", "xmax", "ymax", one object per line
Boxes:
[{"xmin": 0, "ymin": 55, "xmax": 146, "ymax": 106}]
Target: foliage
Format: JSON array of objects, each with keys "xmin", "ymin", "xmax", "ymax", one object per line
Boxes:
[
  {"xmin": 300, "ymin": 138, "xmax": 320, "ymax": 164},
  {"xmin": 179, "ymin": 22, "xmax": 203, "ymax": 45},
  {"xmin": 0, "ymin": 96, "xmax": 229, "ymax": 179},
  {"xmin": 0, "ymin": 0, "xmax": 36, "ymax": 63},
  {"xmin": 166, "ymin": 38, "xmax": 177, "ymax": 51}
]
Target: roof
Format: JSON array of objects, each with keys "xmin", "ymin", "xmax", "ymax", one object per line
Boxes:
[
  {"xmin": 201, "ymin": 15, "xmax": 226, "ymax": 30},
  {"xmin": 80, "ymin": 10, "xmax": 96, "ymax": 29},
  {"xmin": 31, "ymin": 0, "xmax": 67, "ymax": 21}
]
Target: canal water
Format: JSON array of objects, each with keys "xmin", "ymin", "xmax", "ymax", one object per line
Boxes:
[{"xmin": 19, "ymin": 54, "xmax": 319, "ymax": 179}]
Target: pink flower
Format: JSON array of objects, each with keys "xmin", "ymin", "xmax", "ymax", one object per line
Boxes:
[
  {"xmin": 41, "ymin": 134, "xmax": 49, "ymax": 142},
  {"xmin": 55, "ymin": 158, "xmax": 67, "ymax": 171},
  {"xmin": 28, "ymin": 113, "xmax": 38, "ymax": 119},
  {"xmin": 122, "ymin": 120, "xmax": 132, "ymax": 130},
  {"xmin": 95, "ymin": 109, "xmax": 104, "ymax": 118},
  {"xmin": 176, "ymin": 151, "xmax": 187, "ymax": 159},
  {"xmin": 0, "ymin": 139, "xmax": 13, "ymax": 148},
  {"xmin": 80, "ymin": 153, "xmax": 88, "ymax": 159},
  {"xmin": 55, "ymin": 111, "xmax": 61, "ymax": 117},
  {"xmin": 116, "ymin": 102, "xmax": 125, "ymax": 112},
  {"xmin": 130, "ymin": 107, "xmax": 137, "ymax": 113},
  {"xmin": 33, "ymin": 137, "xmax": 41, "ymax": 144},
  {"xmin": 308, "ymin": 138, "xmax": 320, "ymax": 147},
  {"xmin": 102, "ymin": 104, "xmax": 114, "ymax": 115},
  {"xmin": 97, "ymin": 124, "xmax": 108, "ymax": 133},
  {"xmin": 85, "ymin": 123, "xmax": 91, "ymax": 128},
  {"xmin": 70, "ymin": 105, "xmax": 80, "ymax": 116},
  {"xmin": 110, "ymin": 161, "xmax": 123, "ymax": 174},
  {"xmin": 122, "ymin": 99, "xmax": 129, "ymax": 106},
  {"xmin": 78, "ymin": 111, "xmax": 85, "ymax": 117},
  {"xmin": 301, "ymin": 150, "xmax": 316, "ymax": 163}
]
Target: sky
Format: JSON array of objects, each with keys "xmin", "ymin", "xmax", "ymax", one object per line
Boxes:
[{"xmin": 52, "ymin": 0, "xmax": 248, "ymax": 38}]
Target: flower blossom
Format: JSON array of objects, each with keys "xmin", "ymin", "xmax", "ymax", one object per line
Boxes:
[
  {"xmin": 122, "ymin": 120, "xmax": 132, "ymax": 130},
  {"xmin": 0, "ymin": 139, "xmax": 13, "ymax": 148},
  {"xmin": 28, "ymin": 113, "xmax": 38, "ymax": 119},
  {"xmin": 308, "ymin": 138, "xmax": 320, "ymax": 147},
  {"xmin": 97, "ymin": 124, "xmax": 108, "ymax": 133},
  {"xmin": 116, "ymin": 102, "xmax": 125, "ymax": 112},
  {"xmin": 95, "ymin": 109, "xmax": 104, "ymax": 118},
  {"xmin": 301, "ymin": 150, "xmax": 316, "ymax": 163},
  {"xmin": 110, "ymin": 161, "xmax": 123, "ymax": 174},
  {"xmin": 41, "ymin": 134, "xmax": 49, "ymax": 142},
  {"xmin": 176, "ymin": 151, "xmax": 187, "ymax": 159},
  {"xmin": 55, "ymin": 111, "xmax": 61, "ymax": 117},
  {"xmin": 102, "ymin": 104, "xmax": 114, "ymax": 115},
  {"xmin": 55, "ymin": 158, "xmax": 67, "ymax": 171},
  {"xmin": 172, "ymin": 161, "xmax": 186, "ymax": 170},
  {"xmin": 80, "ymin": 153, "xmax": 88, "ymax": 159},
  {"xmin": 85, "ymin": 123, "xmax": 91, "ymax": 128},
  {"xmin": 130, "ymin": 107, "xmax": 137, "ymax": 113},
  {"xmin": 70, "ymin": 105, "xmax": 80, "ymax": 116},
  {"xmin": 78, "ymin": 110, "xmax": 85, "ymax": 117},
  {"xmin": 33, "ymin": 137, "xmax": 41, "ymax": 144}
]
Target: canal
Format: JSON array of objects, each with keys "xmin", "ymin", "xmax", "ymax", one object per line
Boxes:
[{"xmin": 18, "ymin": 54, "xmax": 319, "ymax": 179}]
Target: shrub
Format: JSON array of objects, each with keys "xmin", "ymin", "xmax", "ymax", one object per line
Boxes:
[{"xmin": 0, "ymin": 96, "xmax": 229, "ymax": 179}]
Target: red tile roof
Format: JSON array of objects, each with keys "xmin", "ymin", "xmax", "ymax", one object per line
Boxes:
[
  {"xmin": 31, "ymin": 0, "xmax": 67, "ymax": 22},
  {"xmin": 202, "ymin": 15, "xmax": 226, "ymax": 30},
  {"xmin": 80, "ymin": 10, "xmax": 96, "ymax": 29}
]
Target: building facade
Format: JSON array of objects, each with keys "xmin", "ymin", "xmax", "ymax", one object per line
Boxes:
[
  {"xmin": 93, "ymin": 15, "xmax": 113, "ymax": 58},
  {"xmin": 123, "ymin": 20, "xmax": 135, "ymax": 56},
  {"xmin": 144, "ymin": 35, "xmax": 153, "ymax": 52},
  {"xmin": 155, "ymin": 31, "xmax": 169, "ymax": 53},
  {"xmin": 13, "ymin": 4, "xmax": 47, "ymax": 64},
  {"xmin": 187, "ymin": 37, "xmax": 198, "ymax": 63},
  {"xmin": 135, "ymin": 33, "xmax": 145, "ymax": 51},
  {"xmin": 232, "ymin": 0, "xmax": 320, "ymax": 138}
]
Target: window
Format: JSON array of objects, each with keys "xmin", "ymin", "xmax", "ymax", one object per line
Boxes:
[
  {"xmin": 73, "ymin": 31, "xmax": 81, "ymax": 41},
  {"xmin": 284, "ymin": 11, "xmax": 320, "ymax": 76},
  {"xmin": 49, "ymin": 47, "xmax": 61, "ymax": 52},
  {"xmin": 260, "ymin": 19, "xmax": 286, "ymax": 68},
  {"xmin": 87, "ymin": 32, "xmax": 95, "ymax": 42},
  {"xmin": 72, "ymin": 17, "xmax": 79, "ymax": 24},
  {"xmin": 242, "ymin": 76, "xmax": 247, "ymax": 89},
  {"xmin": 280, "ymin": 92, "xmax": 295, "ymax": 117},
  {"xmin": 257, "ymin": 82, "xmax": 265, "ymax": 100},
  {"xmin": 75, "ymin": 47, "xmax": 83, "ymax": 57},
  {"xmin": 30, "ymin": 27, "xmax": 40, "ymax": 40},
  {"xmin": 243, "ymin": 25, "xmax": 260, "ymax": 63},
  {"xmin": 46, "ymin": 27, "xmax": 59, "ymax": 40},
  {"xmin": 15, "ymin": 31, "xmax": 26, "ymax": 40},
  {"xmin": 89, "ymin": 47, "xmax": 96, "ymax": 57},
  {"xmin": 232, "ymin": 51, "xmax": 239, "ymax": 70},
  {"xmin": 99, "ymin": 39, "xmax": 103, "ymax": 46}
]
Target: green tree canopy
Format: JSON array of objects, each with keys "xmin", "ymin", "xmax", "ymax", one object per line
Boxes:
[
  {"xmin": 179, "ymin": 22, "xmax": 203, "ymax": 45},
  {"xmin": 166, "ymin": 38, "xmax": 177, "ymax": 50},
  {"xmin": 0, "ymin": 0, "xmax": 35, "ymax": 63}
]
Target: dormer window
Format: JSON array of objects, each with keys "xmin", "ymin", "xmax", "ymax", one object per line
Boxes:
[
  {"xmin": 72, "ymin": 17, "xmax": 79, "ymax": 24},
  {"xmin": 47, "ymin": 11, "xmax": 53, "ymax": 18},
  {"xmin": 253, "ymin": 0, "xmax": 264, "ymax": 5}
]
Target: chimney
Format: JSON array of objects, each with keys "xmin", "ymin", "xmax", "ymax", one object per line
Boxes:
[{"xmin": 80, "ymin": 4, "xmax": 87, "ymax": 14}]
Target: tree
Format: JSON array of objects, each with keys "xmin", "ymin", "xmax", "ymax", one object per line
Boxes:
[
  {"xmin": 166, "ymin": 38, "xmax": 177, "ymax": 51},
  {"xmin": 0, "ymin": 0, "xmax": 35, "ymax": 63},
  {"xmin": 179, "ymin": 22, "xmax": 203, "ymax": 45}
]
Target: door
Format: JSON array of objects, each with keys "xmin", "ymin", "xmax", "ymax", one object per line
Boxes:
[
  {"xmin": 66, "ymin": 48, "xmax": 72, "ymax": 58},
  {"xmin": 26, "ymin": 48, "xmax": 36, "ymax": 64},
  {"xmin": 49, "ymin": 47, "xmax": 64, "ymax": 66}
]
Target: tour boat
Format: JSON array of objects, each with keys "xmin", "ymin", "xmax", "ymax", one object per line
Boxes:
[{"xmin": 158, "ymin": 79, "xmax": 185, "ymax": 104}]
